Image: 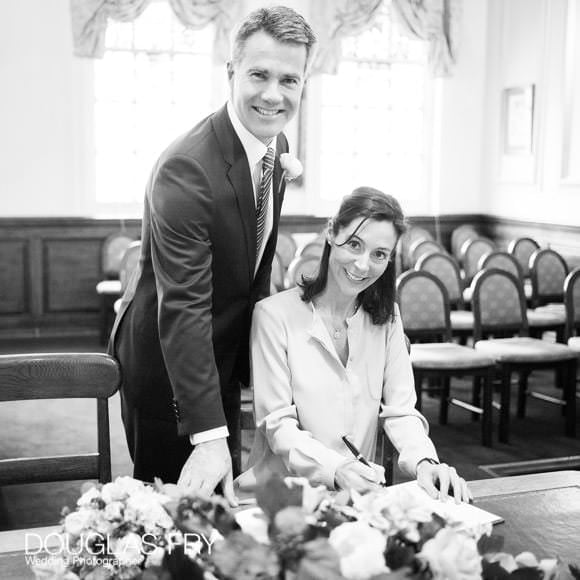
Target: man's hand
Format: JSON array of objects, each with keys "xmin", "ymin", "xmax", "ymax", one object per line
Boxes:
[
  {"xmin": 335, "ymin": 459, "xmax": 385, "ymax": 493},
  {"xmin": 177, "ymin": 437, "xmax": 238, "ymax": 506}
]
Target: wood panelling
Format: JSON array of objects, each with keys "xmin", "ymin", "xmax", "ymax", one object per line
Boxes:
[
  {"xmin": 0, "ymin": 215, "xmax": 579, "ymax": 338},
  {"xmin": 0, "ymin": 240, "xmax": 29, "ymax": 314},
  {"xmin": 43, "ymin": 239, "xmax": 102, "ymax": 312}
]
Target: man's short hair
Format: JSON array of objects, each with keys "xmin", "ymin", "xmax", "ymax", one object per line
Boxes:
[{"xmin": 231, "ymin": 5, "xmax": 317, "ymax": 71}]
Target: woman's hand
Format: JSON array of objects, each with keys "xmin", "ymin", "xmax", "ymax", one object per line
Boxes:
[
  {"xmin": 335, "ymin": 459, "xmax": 385, "ymax": 493},
  {"xmin": 416, "ymin": 459, "xmax": 473, "ymax": 504}
]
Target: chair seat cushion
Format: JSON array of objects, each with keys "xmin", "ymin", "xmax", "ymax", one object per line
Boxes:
[
  {"xmin": 450, "ymin": 310, "xmax": 474, "ymax": 330},
  {"xmin": 474, "ymin": 336, "xmax": 577, "ymax": 363},
  {"xmin": 568, "ymin": 336, "xmax": 580, "ymax": 353},
  {"xmin": 410, "ymin": 343, "xmax": 495, "ymax": 370},
  {"xmin": 527, "ymin": 308, "xmax": 566, "ymax": 327},
  {"xmin": 96, "ymin": 280, "xmax": 122, "ymax": 295}
]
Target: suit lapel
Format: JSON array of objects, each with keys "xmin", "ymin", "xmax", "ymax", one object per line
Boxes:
[{"xmin": 212, "ymin": 106, "xmax": 256, "ymax": 280}]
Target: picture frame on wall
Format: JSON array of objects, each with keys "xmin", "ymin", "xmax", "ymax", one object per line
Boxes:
[{"xmin": 502, "ymin": 85, "xmax": 535, "ymax": 155}]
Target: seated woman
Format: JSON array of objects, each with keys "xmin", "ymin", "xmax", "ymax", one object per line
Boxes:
[{"xmin": 237, "ymin": 187, "xmax": 471, "ymax": 501}]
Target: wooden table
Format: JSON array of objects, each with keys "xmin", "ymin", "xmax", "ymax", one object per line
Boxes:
[{"xmin": 1, "ymin": 471, "xmax": 579, "ymax": 578}]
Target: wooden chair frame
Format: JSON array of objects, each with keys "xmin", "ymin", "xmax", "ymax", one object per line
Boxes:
[{"xmin": 0, "ymin": 353, "xmax": 120, "ymax": 486}]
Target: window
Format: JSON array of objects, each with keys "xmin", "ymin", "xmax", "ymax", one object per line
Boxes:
[
  {"xmin": 299, "ymin": 6, "xmax": 431, "ymax": 215},
  {"xmin": 93, "ymin": 2, "xmax": 215, "ymax": 211}
]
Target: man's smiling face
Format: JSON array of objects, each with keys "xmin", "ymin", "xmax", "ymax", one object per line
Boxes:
[{"xmin": 227, "ymin": 30, "xmax": 307, "ymax": 143}]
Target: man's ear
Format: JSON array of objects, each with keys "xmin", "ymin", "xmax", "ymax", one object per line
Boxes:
[{"xmin": 226, "ymin": 61, "xmax": 234, "ymax": 80}]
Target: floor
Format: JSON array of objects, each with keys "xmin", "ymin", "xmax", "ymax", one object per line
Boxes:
[{"xmin": 0, "ymin": 336, "xmax": 579, "ymax": 531}]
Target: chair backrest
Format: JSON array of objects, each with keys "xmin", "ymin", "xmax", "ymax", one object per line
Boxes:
[
  {"xmin": 478, "ymin": 251, "xmax": 524, "ymax": 283},
  {"xmin": 529, "ymin": 248, "xmax": 569, "ymax": 306},
  {"xmin": 299, "ymin": 239, "xmax": 325, "ymax": 259},
  {"xmin": 275, "ymin": 232, "xmax": 297, "ymax": 269},
  {"xmin": 270, "ymin": 251, "xmax": 285, "ymax": 292},
  {"xmin": 415, "ymin": 252, "xmax": 464, "ymax": 308},
  {"xmin": 471, "ymin": 268, "xmax": 528, "ymax": 342},
  {"xmin": 101, "ymin": 233, "xmax": 135, "ymax": 279},
  {"xmin": 408, "ymin": 239, "xmax": 446, "ymax": 268},
  {"xmin": 398, "ymin": 226, "xmax": 433, "ymax": 271},
  {"xmin": 119, "ymin": 241, "xmax": 142, "ymax": 292},
  {"xmin": 564, "ymin": 267, "xmax": 580, "ymax": 339},
  {"xmin": 507, "ymin": 237, "xmax": 540, "ymax": 278},
  {"xmin": 0, "ymin": 353, "xmax": 121, "ymax": 486},
  {"xmin": 396, "ymin": 270, "xmax": 451, "ymax": 342},
  {"xmin": 461, "ymin": 237, "xmax": 496, "ymax": 284},
  {"xmin": 286, "ymin": 255, "xmax": 320, "ymax": 288},
  {"xmin": 451, "ymin": 225, "xmax": 478, "ymax": 262}
]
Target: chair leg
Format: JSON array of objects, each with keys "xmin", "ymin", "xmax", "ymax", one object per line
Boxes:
[
  {"xmin": 517, "ymin": 371, "xmax": 529, "ymax": 418},
  {"xmin": 414, "ymin": 370, "xmax": 423, "ymax": 412},
  {"xmin": 481, "ymin": 370, "xmax": 493, "ymax": 447},
  {"xmin": 499, "ymin": 368, "xmax": 512, "ymax": 443},
  {"xmin": 439, "ymin": 376, "xmax": 450, "ymax": 425},
  {"xmin": 471, "ymin": 376, "xmax": 481, "ymax": 421},
  {"xmin": 564, "ymin": 360, "xmax": 577, "ymax": 438},
  {"xmin": 97, "ymin": 398, "xmax": 113, "ymax": 483}
]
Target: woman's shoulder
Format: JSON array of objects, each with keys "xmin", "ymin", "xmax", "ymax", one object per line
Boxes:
[{"xmin": 254, "ymin": 287, "xmax": 308, "ymax": 319}]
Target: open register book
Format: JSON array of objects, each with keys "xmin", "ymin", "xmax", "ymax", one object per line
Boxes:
[{"xmin": 393, "ymin": 480, "xmax": 503, "ymax": 528}]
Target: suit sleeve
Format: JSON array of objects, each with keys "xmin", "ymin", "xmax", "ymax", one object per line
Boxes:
[
  {"xmin": 380, "ymin": 304, "xmax": 438, "ymax": 476},
  {"xmin": 251, "ymin": 301, "xmax": 349, "ymax": 488},
  {"xmin": 149, "ymin": 154, "xmax": 226, "ymax": 437}
]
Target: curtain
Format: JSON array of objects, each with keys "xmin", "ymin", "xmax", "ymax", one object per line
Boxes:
[
  {"xmin": 69, "ymin": 0, "xmax": 238, "ymax": 60},
  {"xmin": 392, "ymin": 0, "xmax": 462, "ymax": 76},
  {"xmin": 310, "ymin": 0, "xmax": 385, "ymax": 74}
]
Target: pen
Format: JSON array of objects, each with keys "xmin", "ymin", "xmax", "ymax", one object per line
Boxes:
[{"xmin": 341, "ymin": 435, "xmax": 372, "ymax": 467}]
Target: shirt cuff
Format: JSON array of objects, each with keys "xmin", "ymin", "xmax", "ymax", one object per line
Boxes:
[{"xmin": 189, "ymin": 426, "xmax": 229, "ymax": 446}]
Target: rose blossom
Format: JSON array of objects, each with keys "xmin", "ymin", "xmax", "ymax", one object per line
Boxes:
[
  {"xmin": 76, "ymin": 486, "xmax": 101, "ymax": 508},
  {"xmin": 420, "ymin": 528, "xmax": 482, "ymax": 580},
  {"xmin": 328, "ymin": 521, "xmax": 388, "ymax": 580},
  {"xmin": 126, "ymin": 489, "xmax": 173, "ymax": 530},
  {"xmin": 101, "ymin": 476, "xmax": 145, "ymax": 503},
  {"xmin": 111, "ymin": 532, "xmax": 144, "ymax": 566},
  {"xmin": 63, "ymin": 509, "xmax": 94, "ymax": 536},
  {"xmin": 279, "ymin": 153, "xmax": 303, "ymax": 181}
]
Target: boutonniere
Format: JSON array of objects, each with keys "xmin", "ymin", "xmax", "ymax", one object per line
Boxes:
[{"xmin": 278, "ymin": 153, "xmax": 303, "ymax": 195}]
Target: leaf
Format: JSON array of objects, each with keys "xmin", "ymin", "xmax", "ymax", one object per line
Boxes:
[
  {"xmin": 481, "ymin": 560, "xmax": 512, "ymax": 580},
  {"xmin": 478, "ymin": 534, "xmax": 506, "ymax": 555},
  {"xmin": 256, "ymin": 474, "xmax": 303, "ymax": 520}
]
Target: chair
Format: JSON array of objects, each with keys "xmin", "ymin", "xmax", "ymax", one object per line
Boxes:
[
  {"xmin": 451, "ymin": 225, "xmax": 478, "ymax": 263},
  {"xmin": 96, "ymin": 233, "xmax": 136, "ymax": 344},
  {"xmin": 471, "ymin": 268, "xmax": 577, "ymax": 443},
  {"xmin": 270, "ymin": 251, "xmax": 285, "ymax": 292},
  {"xmin": 113, "ymin": 241, "xmax": 142, "ymax": 315},
  {"xmin": 408, "ymin": 239, "xmax": 446, "ymax": 268},
  {"xmin": 415, "ymin": 252, "xmax": 474, "ymax": 342},
  {"xmin": 460, "ymin": 237, "xmax": 496, "ymax": 285},
  {"xmin": 398, "ymin": 226, "xmax": 433, "ymax": 271},
  {"xmin": 507, "ymin": 237, "xmax": 540, "ymax": 278},
  {"xmin": 299, "ymin": 239, "xmax": 325, "ymax": 259},
  {"xmin": 564, "ymin": 267, "xmax": 580, "ymax": 355},
  {"xmin": 529, "ymin": 248, "xmax": 569, "ymax": 308},
  {"xmin": 275, "ymin": 232, "xmax": 297, "ymax": 270},
  {"xmin": 0, "ymin": 353, "xmax": 120, "ymax": 486},
  {"xmin": 397, "ymin": 270, "xmax": 496, "ymax": 446},
  {"xmin": 479, "ymin": 251, "xmax": 566, "ymax": 342},
  {"xmin": 285, "ymin": 255, "xmax": 320, "ymax": 288}
]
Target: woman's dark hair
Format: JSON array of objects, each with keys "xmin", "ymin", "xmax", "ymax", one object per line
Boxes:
[{"xmin": 300, "ymin": 186, "xmax": 407, "ymax": 325}]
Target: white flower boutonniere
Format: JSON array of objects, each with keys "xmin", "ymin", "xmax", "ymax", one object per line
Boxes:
[{"xmin": 278, "ymin": 153, "xmax": 303, "ymax": 195}]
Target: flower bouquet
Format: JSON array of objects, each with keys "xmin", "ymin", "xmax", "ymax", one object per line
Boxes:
[{"xmin": 31, "ymin": 475, "xmax": 580, "ymax": 580}]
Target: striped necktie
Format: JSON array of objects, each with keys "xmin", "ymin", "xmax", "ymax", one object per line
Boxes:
[{"xmin": 256, "ymin": 147, "xmax": 275, "ymax": 260}]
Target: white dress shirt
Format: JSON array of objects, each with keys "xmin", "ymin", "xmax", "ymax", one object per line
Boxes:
[
  {"xmin": 235, "ymin": 287, "xmax": 438, "ymax": 491},
  {"xmin": 190, "ymin": 103, "xmax": 277, "ymax": 446}
]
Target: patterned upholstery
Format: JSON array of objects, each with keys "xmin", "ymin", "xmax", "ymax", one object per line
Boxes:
[
  {"xmin": 451, "ymin": 225, "xmax": 478, "ymax": 261},
  {"xmin": 474, "ymin": 336, "xmax": 577, "ymax": 363},
  {"xmin": 398, "ymin": 273, "xmax": 447, "ymax": 332},
  {"xmin": 416, "ymin": 253, "xmax": 463, "ymax": 305},
  {"xmin": 564, "ymin": 267, "xmax": 580, "ymax": 340},
  {"xmin": 462, "ymin": 238, "xmax": 496, "ymax": 282},
  {"xmin": 480, "ymin": 252, "xmax": 522, "ymax": 280},
  {"xmin": 399, "ymin": 226, "xmax": 433, "ymax": 270},
  {"xmin": 409, "ymin": 239, "xmax": 445, "ymax": 267},
  {"xmin": 531, "ymin": 249, "xmax": 568, "ymax": 297},
  {"xmin": 275, "ymin": 232, "xmax": 297, "ymax": 269},
  {"xmin": 508, "ymin": 237, "xmax": 539, "ymax": 277},
  {"xmin": 476, "ymin": 270, "xmax": 522, "ymax": 328}
]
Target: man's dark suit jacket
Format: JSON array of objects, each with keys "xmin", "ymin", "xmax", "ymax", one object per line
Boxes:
[{"xmin": 109, "ymin": 105, "xmax": 288, "ymax": 480}]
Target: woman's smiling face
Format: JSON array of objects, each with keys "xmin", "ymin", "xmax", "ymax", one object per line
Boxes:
[{"xmin": 327, "ymin": 217, "xmax": 397, "ymax": 298}]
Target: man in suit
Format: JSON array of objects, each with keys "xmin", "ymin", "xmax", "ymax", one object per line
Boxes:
[{"xmin": 109, "ymin": 6, "xmax": 316, "ymax": 504}]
